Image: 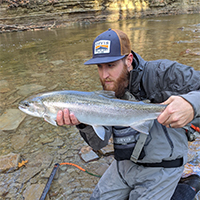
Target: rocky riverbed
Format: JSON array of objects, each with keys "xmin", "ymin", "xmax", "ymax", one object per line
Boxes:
[
  {"xmin": 0, "ymin": 97, "xmax": 114, "ymax": 199},
  {"xmin": 0, "ymin": 81, "xmax": 113, "ymax": 199}
]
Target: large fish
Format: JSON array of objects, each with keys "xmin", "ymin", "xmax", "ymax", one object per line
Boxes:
[{"xmin": 18, "ymin": 90, "xmax": 166, "ymax": 140}]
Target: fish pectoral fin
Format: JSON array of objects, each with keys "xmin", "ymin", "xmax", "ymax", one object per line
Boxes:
[
  {"xmin": 44, "ymin": 115, "xmax": 57, "ymax": 126},
  {"xmin": 130, "ymin": 120, "xmax": 154, "ymax": 135},
  {"xmin": 92, "ymin": 125, "xmax": 105, "ymax": 141}
]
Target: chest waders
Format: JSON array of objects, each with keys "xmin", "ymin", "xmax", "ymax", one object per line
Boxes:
[{"xmin": 117, "ymin": 91, "xmax": 184, "ymax": 167}]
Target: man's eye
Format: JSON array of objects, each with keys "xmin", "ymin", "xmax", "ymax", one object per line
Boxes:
[
  {"xmin": 108, "ymin": 64, "xmax": 114, "ymax": 67},
  {"xmin": 97, "ymin": 64, "xmax": 102, "ymax": 68}
]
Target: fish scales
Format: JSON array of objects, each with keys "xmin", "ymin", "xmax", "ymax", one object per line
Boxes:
[{"xmin": 19, "ymin": 90, "xmax": 166, "ymax": 140}]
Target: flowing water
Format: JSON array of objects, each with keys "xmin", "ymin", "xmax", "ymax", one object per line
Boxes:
[{"xmin": 0, "ymin": 13, "xmax": 200, "ymax": 199}]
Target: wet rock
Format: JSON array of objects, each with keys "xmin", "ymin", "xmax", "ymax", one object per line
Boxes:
[
  {"xmin": 7, "ymin": 96, "xmax": 21, "ymax": 105},
  {"xmin": 0, "ymin": 109, "xmax": 26, "ymax": 131},
  {"xmin": 23, "ymin": 183, "xmax": 47, "ymax": 200},
  {"xmin": 4, "ymin": 182, "xmax": 22, "ymax": 199},
  {"xmin": 48, "ymin": 137, "xmax": 64, "ymax": 147},
  {"xmin": 48, "ymin": 83, "xmax": 59, "ymax": 91},
  {"xmin": 183, "ymin": 163, "xmax": 200, "ymax": 178},
  {"xmin": 57, "ymin": 148, "xmax": 68, "ymax": 155},
  {"xmin": 0, "ymin": 153, "xmax": 20, "ymax": 173},
  {"xmin": 27, "ymin": 152, "xmax": 54, "ymax": 169},
  {"xmin": 61, "ymin": 151, "xmax": 74, "ymax": 159},
  {"xmin": 17, "ymin": 84, "xmax": 46, "ymax": 96},
  {"xmin": 0, "ymin": 80, "xmax": 9, "ymax": 92},
  {"xmin": 98, "ymin": 138, "xmax": 114, "ymax": 156},
  {"xmin": 31, "ymin": 73, "xmax": 46, "ymax": 78},
  {"xmin": 17, "ymin": 167, "xmax": 41, "ymax": 183},
  {"xmin": 0, "ymin": 80, "xmax": 8, "ymax": 86},
  {"xmin": 179, "ymin": 48, "xmax": 200, "ymax": 56},
  {"xmin": 41, "ymin": 165, "xmax": 59, "ymax": 180},
  {"xmin": 11, "ymin": 134, "xmax": 30, "ymax": 150},
  {"xmin": 41, "ymin": 137, "xmax": 55, "ymax": 145},
  {"xmin": 99, "ymin": 143, "xmax": 114, "ymax": 155},
  {"xmin": 0, "ymin": 87, "xmax": 11, "ymax": 93},
  {"xmin": 0, "ymin": 185, "xmax": 8, "ymax": 197},
  {"xmin": 79, "ymin": 146, "xmax": 99, "ymax": 162},
  {"xmin": 38, "ymin": 50, "xmax": 48, "ymax": 54},
  {"xmin": 50, "ymin": 60, "xmax": 65, "ymax": 66},
  {"xmin": 187, "ymin": 149, "xmax": 198, "ymax": 162},
  {"xmin": 0, "ymin": 107, "xmax": 3, "ymax": 115}
]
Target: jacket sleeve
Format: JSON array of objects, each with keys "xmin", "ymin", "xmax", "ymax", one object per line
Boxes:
[
  {"xmin": 143, "ymin": 60, "xmax": 200, "ymax": 118},
  {"xmin": 76, "ymin": 124, "xmax": 112, "ymax": 150},
  {"xmin": 181, "ymin": 91, "xmax": 200, "ymax": 118},
  {"xmin": 163, "ymin": 62, "xmax": 200, "ymax": 118}
]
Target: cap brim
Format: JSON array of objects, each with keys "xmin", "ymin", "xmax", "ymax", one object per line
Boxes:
[{"xmin": 84, "ymin": 55, "xmax": 126, "ymax": 65}]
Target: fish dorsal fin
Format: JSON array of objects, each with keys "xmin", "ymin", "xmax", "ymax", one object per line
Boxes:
[{"xmin": 94, "ymin": 90, "xmax": 116, "ymax": 99}]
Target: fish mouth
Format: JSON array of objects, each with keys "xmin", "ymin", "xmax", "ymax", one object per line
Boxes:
[
  {"xmin": 19, "ymin": 105, "xmax": 26, "ymax": 109},
  {"xmin": 18, "ymin": 105, "xmax": 27, "ymax": 113},
  {"xmin": 18, "ymin": 102, "xmax": 29, "ymax": 111}
]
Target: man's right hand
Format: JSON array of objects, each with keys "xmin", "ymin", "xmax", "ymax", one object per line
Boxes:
[{"xmin": 56, "ymin": 109, "xmax": 80, "ymax": 126}]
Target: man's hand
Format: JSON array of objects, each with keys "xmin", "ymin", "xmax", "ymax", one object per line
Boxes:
[
  {"xmin": 56, "ymin": 109, "xmax": 80, "ymax": 126},
  {"xmin": 157, "ymin": 96, "xmax": 194, "ymax": 128}
]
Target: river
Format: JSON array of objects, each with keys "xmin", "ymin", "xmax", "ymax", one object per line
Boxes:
[{"xmin": 0, "ymin": 13, "xmax": 200, "ymax": 199}]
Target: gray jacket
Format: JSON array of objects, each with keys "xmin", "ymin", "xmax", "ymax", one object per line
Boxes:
[{"xmin": 77, "ymin": 52, "xmax": 200, "ymax": 164}]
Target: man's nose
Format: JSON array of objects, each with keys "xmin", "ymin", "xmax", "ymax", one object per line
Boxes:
[{"xmin": 102, "ymin": 67, "xmax": 109, "ymax": 79}]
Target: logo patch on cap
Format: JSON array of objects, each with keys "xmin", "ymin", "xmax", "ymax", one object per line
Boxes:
[{"xmin": 94, "ymin": 40, "xmax": 110, "ymax": 54}]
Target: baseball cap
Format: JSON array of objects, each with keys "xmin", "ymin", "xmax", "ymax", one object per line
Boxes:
[{"xmin": 84, "ymin": 28, "xmax": 131, "ymax": 65}]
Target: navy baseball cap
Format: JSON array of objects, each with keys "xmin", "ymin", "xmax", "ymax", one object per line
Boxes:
[{"xmin": 84, "ymin": 28, "xmax": 131, "ymax": 65}]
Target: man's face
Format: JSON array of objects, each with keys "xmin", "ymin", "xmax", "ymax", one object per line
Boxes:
[{"xmin": 97, "ymin": 57, "xmax": 131, "ymax": 98}]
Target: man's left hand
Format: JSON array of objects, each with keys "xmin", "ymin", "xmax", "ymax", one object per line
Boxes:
[{"xmin": 157, "ymin": 96, "xmax": 194, "ymax": 128}]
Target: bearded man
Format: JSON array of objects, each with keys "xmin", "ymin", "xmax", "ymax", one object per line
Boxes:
[{"xmin": 57, "ymin": 29, "xmax": 200, "ymax": 200}]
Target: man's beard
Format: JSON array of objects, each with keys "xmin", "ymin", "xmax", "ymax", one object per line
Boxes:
[{"xmin": 100, "ymin": 65, "xmax": 130, "ymax": 98}]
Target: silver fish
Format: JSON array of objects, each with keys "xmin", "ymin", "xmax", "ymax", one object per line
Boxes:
[{"xmin": 18, "ymin": 90, "xmax": 166, "ymax": 140}]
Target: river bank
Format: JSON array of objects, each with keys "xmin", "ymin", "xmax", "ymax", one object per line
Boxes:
[{"xmin": 0, "ymin": 0, "xmax": 200, "ymax": 34}]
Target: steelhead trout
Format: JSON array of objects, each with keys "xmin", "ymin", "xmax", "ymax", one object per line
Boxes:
[{"xmin": 19, "ymin": 90, "xmax": 166, "ymax": 140}]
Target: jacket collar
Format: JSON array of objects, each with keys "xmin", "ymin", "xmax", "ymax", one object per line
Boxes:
[{"xmin": 128, "ymin": 51, "xmax": 147, "ymax": 100}]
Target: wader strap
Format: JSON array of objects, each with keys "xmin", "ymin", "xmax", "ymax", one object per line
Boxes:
[
  {"xmin": 137, "ymin": 157, "xmax": 183, "ymax": 168},
  {"xmin": 130, "ymin": 133, "xmax": 148, "ymax": 163}
]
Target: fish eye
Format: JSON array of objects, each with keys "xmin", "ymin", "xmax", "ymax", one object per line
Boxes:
[{"xmin": 24, "ymin": 102, "xmax": 29, "ymax": 107}]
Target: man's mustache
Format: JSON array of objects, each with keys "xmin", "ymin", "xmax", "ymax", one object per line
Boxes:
[{"xmin": 102, "ymin": 78, "xmax": 114, "ymax": 83}]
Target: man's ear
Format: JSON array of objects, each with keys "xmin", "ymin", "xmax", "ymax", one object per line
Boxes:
[{"xmin": 126, "ymin": 53, "xmax": 133, "ymax": 71}]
